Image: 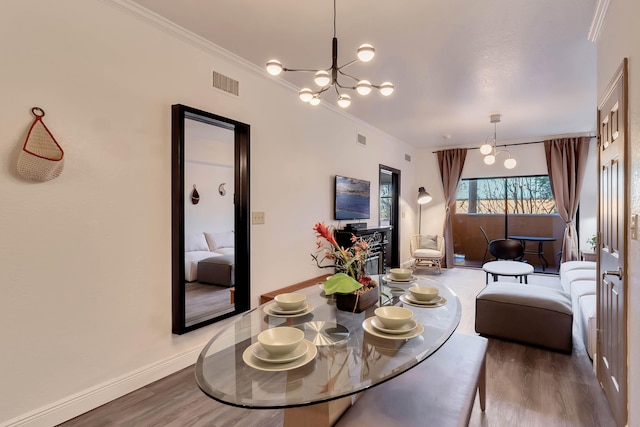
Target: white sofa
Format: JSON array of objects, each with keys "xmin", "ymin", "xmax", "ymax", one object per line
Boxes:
[
  {"xmin": 559, "ymin": 261, "xmax": 597, "ymax": 358},
  {"xmin": 184, "ymin": 231, "xmax": 234, "ymax": 282}
]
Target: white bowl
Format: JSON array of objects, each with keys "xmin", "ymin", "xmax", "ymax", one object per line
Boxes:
[
  {"xmin": 374, "ymin": 306, "xmax": 414, "ymax": 329},
  {"xmin": 257, "ymin": 327, "xmax": 305, "ymax": 357},
  {"xmin": 274, "ymin": 292, "xmax": 307, "ymax": 311},
  {"xmin": 409, "ymin": 285, "xmax": 439, "ymax": 301},
  {"xmin": 390, "ymin": 268, "xmax": 412, "ymax": 280}
]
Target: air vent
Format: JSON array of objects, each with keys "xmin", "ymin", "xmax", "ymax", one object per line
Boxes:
[
  {"xmin": 212, "ymin": 71, "xmax": 239, "ymax": 96},
  {"xmin": 405, "ymin": 154, "xmax": 412, "ymax": 162},
  {"xmin": 357, "ymin": 134, "xmax": 367, "ymax": 146}
]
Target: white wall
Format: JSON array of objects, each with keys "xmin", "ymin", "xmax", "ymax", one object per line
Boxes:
[
  {"xmin": 0, "ymin": 1, "xmax": 416, "ymax": 425},
  {"xmin": 184, "ymin": 119, "xmax": 234, "ymax": 236},
  {"xmin": 597, "ymin": 0, "xmax": 640, "ymax": 423}
]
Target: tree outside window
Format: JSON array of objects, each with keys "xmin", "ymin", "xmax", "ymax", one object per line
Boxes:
[{"xmin": 456, "ymin": 176, "xmax": 556, "ymax": 215}]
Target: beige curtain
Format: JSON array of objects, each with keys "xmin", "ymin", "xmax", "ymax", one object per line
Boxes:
[
  {"xmin": 544, "ymin": 137, "xmax": 590, "ymax": 262},
  {"xmin": 437, "ymin": 148, "xmax": 467, "ymax": 268}
]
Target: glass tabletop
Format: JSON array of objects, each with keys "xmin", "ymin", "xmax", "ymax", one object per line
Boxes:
[{"xmin": 194, "ymin": 275, "xmax": 461, "ymax": 409}]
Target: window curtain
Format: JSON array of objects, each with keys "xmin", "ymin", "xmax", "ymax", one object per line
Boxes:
[
  {"xmin": 437, "ymin": 148, "xmax": 467, "ymax": 268},
  {"xmin": 544, "ymin": 137, "xmax": 590, "ymax": 262}
]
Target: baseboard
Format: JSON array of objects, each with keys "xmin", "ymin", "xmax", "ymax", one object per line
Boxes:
[{"xmin": 2, "ymin": 346, "xmax": 202, "ymax": 427}]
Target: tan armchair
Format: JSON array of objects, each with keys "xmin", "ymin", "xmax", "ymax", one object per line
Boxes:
[{"xmin": 410, "ymin": 234, "xmax": 445, "ymax": 273}]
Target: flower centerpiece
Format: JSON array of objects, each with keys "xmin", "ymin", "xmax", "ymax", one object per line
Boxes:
[{"xmin": 312, "ymin": 222, "xmax": 378, "ymax": 312}]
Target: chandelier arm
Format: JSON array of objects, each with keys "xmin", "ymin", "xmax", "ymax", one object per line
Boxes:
[
  {"xmin": 337, "ymin": 69, "xmax": 362, "ymax": 83},
  {"xmin": 337, "ymin": 59, "xmax": 359, "ymax": 70},
  {"xmin": 282, "ymin": 67, "xmax": 329, "ymax": 73}
]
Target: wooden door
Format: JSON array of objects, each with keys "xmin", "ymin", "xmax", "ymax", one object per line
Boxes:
[{"xmin": 597, "ymin": 58, "xmax": 627, "ymax": 426}]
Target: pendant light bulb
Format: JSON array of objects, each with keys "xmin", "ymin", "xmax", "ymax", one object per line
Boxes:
[
  {"xmin": 266, "ymin": 60, "xmax": 283, "ymax": 76},
  {"xmin": 299, "ymin": 88, "xmax": 313, "ymax": 103},
  {"xmin": 484, "ymin": 154, "xmax": 496, "ymax": 165},
  {"xmin": 309, "ymin": 95, "xmax": 321, "ymax": 106},
  {"xmin": 337, "ymin": 94, "xmax": 351, "ymax": 108},
  {"xmin": 480, "ymin": 143, "xmax": 493, "ymax": 155},
  {"xmin": 356, "ymin": 80, "xmax": 372, "ymax": 95},
  {"xmin": 504, "ymin": 157, "xmax": 517, "ymax": 169},
  {"xmin": 379, "ymin": 82, "xmax": 394, "ymax": 96},
  {"xmin": 314, "ymin": 70, "xmax": 331, "ymax": 87},
  {"xmin": 357, "ymin": 44, "xmax": 375, "ymax": 62}
]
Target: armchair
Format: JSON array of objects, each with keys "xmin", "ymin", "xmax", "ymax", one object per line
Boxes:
[{"xmin": 410, "ymin": 234, "xmax": 445, "ymax": 273}]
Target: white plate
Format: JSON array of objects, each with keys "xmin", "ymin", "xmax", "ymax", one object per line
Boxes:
[
  {"xmin": 370, "ymin": 317, "xmax": 418, "ymax": 335},
  {"xmin": 400, "ymin": 294, "xmax": 447, "ymax": 308},
  {"xmin": 243, "ymin": 340, "xmax": 317, "ymax": 372},
  {"xmin": 263, "ymin": 302, "xmax": 314, "ymax": 317},
  {"xmin": 383, "ymin": 274, "xmax": 418, "ymax": 283},
  {"xmin": 267, "ymin": 302, "xmax": 309, "ymax": 315},
  {"xmin": 251, "ymin": 340, "xmax": 308, "ymax": 364},
  {"xmin": 362, "ymin": 317, "xmax": 424, "ymax": 340}
]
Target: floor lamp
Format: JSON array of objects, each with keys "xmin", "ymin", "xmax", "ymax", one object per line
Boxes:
[{"xmin": 417, "ymin": 187, "xmax": 432, "ymax": 234}]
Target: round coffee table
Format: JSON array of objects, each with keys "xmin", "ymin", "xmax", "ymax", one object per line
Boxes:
[{"xmin": 482, "ymin": 260, "xmax": 534, "ymax": 284}]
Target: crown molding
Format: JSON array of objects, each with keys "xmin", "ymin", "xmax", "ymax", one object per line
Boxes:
[
  {"xmin": 98, "ymin": 0, "xmax": 265, "ymax": 73},
  {"xmin": 588, "ymin": 0, "xmax": 611, "ymax": 42}
]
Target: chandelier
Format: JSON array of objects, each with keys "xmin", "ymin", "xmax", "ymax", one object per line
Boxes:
[
  {"xmin": 479, "ymin": 114, "xmax": 517, "ymax": 169},
  {"xmin": 265, "ymin": 0, "xmax": 394, "ymax": 108}
]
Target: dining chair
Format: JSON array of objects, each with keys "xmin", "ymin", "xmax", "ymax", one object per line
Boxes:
[
  {"xmin": 479, "ymin": 226, "xmax": 493, "ymax": 264},
  {"xmin": 488, "ymin": 238, "xmax": 525, "ymax": 261}
]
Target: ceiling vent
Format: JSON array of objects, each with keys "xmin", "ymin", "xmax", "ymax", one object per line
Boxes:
[
  {"xmin": 357, "ymin": 134, "xmax": 367, "ymax": 147},
  {"xmin": 212, "ymin": 71, "xmax": 239, "ymax": 96}
]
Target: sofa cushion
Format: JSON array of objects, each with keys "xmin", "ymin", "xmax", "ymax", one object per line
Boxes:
[
  {"xmin": 559, "ymin": 260, "xmax": 596, "ymax": 279},
  {"xmin": 562, "ymin": 268, "xmax": 597, "ymax": 294},
  {"xmin": 569, "ymin": 280, "xmax": 596, "ymax": 311},
  {"xmin": 579, "ymin": 294, "xmax": 597, "ymax": 358}
]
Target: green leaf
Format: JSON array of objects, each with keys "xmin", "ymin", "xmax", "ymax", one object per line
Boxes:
[{"xmin": 322, "ymin": 273, "xmax": 363, "ymax": 295}]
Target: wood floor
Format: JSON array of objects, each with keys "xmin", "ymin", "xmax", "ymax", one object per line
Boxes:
[
  {"xmin": 59, "ymin": 267, "xmax": 615, "ymax": 427},
  {"xmin": 185, "ymin": 282, "xmax": 234, "ymax": 327}
]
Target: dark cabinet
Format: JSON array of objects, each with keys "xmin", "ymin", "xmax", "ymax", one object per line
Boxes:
[{"xmin": 334, "ymin": 227, "xmax": 390, "ymax": 275}]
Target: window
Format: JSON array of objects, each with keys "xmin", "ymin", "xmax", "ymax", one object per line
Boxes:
[
  {"xmin": 456, "ymin": 176, "xmax": 556, "ymax": 215},
  {"xmin": 379, "ymin": 182, "xmax": 392, "ymax": 225}
]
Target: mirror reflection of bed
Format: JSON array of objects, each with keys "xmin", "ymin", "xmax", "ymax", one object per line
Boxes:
[{"xmin": 184, "ymin": 118, "xmax": 235, "ymax": 326}]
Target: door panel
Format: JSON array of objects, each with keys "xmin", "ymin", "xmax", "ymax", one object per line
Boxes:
[{"xmin": 597, "ymin": 59, "xmax": 627, "ymax": 426}]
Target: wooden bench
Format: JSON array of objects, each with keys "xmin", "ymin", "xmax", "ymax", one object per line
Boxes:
[
  {"xmin": 259, "ymin": 275, "xmax": 327, "ymax": 304},
  {"xmin": 335, "ymin": 333, "xmax": 488, "ymax": 427}
]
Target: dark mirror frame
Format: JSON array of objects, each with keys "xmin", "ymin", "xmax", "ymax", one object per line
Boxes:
[{"xmin": 171, "ymin": 104, "xmax": 250, "ymax": 334}]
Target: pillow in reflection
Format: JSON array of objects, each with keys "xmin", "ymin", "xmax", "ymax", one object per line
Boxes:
[
  {"xmin": 205, "ymin": 231, "xmax": 234, "ymax": 250},
  {"xmin": 185, "ymin": 232, "xmax": 209, "ymax": 252}
]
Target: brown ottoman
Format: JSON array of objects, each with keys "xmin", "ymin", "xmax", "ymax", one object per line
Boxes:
[
  {"xmin": 475, "ymin": 282, "xmax": 572, "ymax": 353},
  {"xmin": 197, "ymin": 255, "xmax": 234, "ymax": 287}
]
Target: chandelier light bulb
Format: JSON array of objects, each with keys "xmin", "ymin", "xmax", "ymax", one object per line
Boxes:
[
  {"xmin": 504, "ymin": 157, "xmax": 517, "ymax": 169},
  {"xmin": 314, "ymin": 70, "xmax": 331, "ymax": 87},
  {"xmin": 299, "ymin": 88, "xmax": 314, "ymax": 103},
  {"xmin": 266, "ymin": 60, "xmax": 283, "ymax": 76},
  {"xmin": 484, "ymin": 154, "xmax": 496, "ymax": 165},
  {"xmin": 337, "ymin": 94, "xmax": 351, "ymax": 108},
  {"xmin": 379, "ymin": 82, "xmax": 394, "ymax": 96},
  {"xmin": 356, "ymin": 44, "xmax": 375, "ymax": 62},
  {"xmin": 356, "ymin": 80, "xmax": 372, "ymax": 95},
  {"xmin": 309, "ymin": 95, "xmax": 321, "ymax": 106},
  {"xmin": 479, "ymin": 143, "xmax": 493, "ymax": 155}
]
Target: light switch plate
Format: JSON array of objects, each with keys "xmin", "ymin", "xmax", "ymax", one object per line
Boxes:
[
  {"xmin": 631, "ymin": 214, "xmax": 638, "ymax": 240},
  {"xmin": 252, "ymin": 212, "xmax": 265, "ymax": 225}
]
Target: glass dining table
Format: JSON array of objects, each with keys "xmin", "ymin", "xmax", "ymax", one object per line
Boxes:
[{"xmin": 195, "ymin": 275, "xmax": 461, "ymax": 426}]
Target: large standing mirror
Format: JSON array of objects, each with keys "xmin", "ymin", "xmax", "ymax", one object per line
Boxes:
[{"xmin": 172, "ymin": 104, "xmax": 250, "ymax": 334}]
